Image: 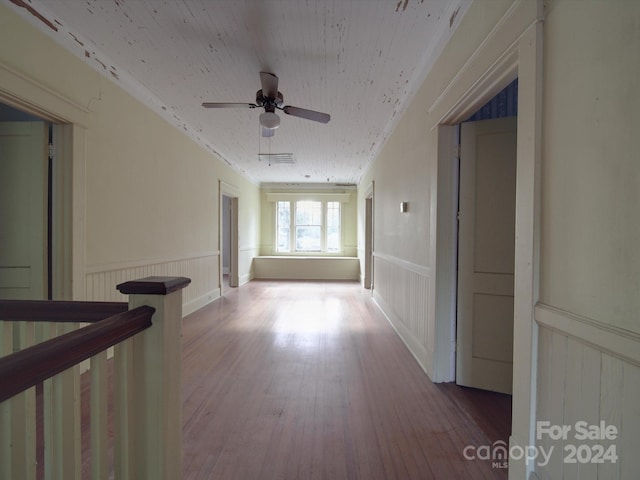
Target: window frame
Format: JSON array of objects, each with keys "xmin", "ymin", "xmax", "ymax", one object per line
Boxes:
[{"xmin": 274, "ymin": 199, "xmax": 343, "ymax": 255}]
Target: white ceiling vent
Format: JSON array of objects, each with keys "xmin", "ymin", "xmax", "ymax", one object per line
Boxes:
[{"xmin": 258, "ymin": 153, "xmax": 296, "ymax": 165}]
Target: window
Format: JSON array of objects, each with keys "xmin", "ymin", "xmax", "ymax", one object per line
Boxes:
[{"xmin": 276, "ymin": 200, "xmax": 341, "ymax": 253}]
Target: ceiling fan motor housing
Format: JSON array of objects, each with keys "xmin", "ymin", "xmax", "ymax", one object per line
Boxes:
[{"xmin": 256, "ymin": 90, "xmax": 284, "ymax": 111}]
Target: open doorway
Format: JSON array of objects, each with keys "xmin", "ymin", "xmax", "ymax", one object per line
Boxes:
[
  {"xmin": 221, "ymin": 195, "xmax": 232, "ymax": 290},
  {"xmin": 0, "ymin": 103, "xmax": 51, "ymax": 300},
  {"xmin": 219, "ymin": 181, "xmax": 239, "ymax": 294},
  {"xmin": 433, "ymin": 80, "xmax": 519, "ymax": 463},
  {"xmin": 455, "ymin": 80, "xmax": 518, "ymax": 395},
  {"xmin": 424, "ymin": 79, "xmax": 520, "ymax": 475},
  {"xmin": 431, "ymin": 7, "xmax": 541, "ymax": 477},
  {"xmin": 1, "ymin": 66, "xmax": 88, "ymax": 302},
  {"xmin": 363, "ymin": 182, "xmax": 374, "ymax": 290}
]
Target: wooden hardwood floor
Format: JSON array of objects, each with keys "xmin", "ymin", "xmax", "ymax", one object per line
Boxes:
[{"xmin": 181, "ymin": 280, "xmax": 511, "ymax": 479}]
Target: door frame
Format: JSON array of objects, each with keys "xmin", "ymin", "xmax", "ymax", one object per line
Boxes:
[
  {"xmin": 0, "ymin": 64, "xmax": 89, "ymax": 300},
  {"xmin": 431, "ymin": 2, "xmax": 543, "ymax": 478},
  {"xmin": 219, "ymin": 181, "xmax": 239, "ymax": 291},
  {"xmin": 363, "ymin": 181, "xmax": 374, "ymax": 290}
]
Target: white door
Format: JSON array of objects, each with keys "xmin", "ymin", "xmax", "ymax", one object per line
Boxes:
[
  {"xmin": 0, "ymin": 122, "xmax": 48, "ymax": 299},
  {"xmin": 456, "ymin": 116, "xmax": 517, "ymax": 394}
]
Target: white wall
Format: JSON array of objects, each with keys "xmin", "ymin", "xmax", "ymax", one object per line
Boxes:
[
  {"xmin": 540, "ymin": 0, "xmax": 640, "ymax": 333},
  {"xmin": 0, "ymin": 3, "xmax": 261, "ymax": 314},
  {"xmin": 534, "ymin": 1, "xmax": 640, "ymax": 478}
]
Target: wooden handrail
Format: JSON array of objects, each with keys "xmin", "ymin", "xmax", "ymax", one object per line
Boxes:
[
  {"xmin": 0, "ymin": 305, "xmax": 154, "ymax": 403},
  {"xmin": 0, "ymin": 300, "xmax": 128, "ymax": 323}
]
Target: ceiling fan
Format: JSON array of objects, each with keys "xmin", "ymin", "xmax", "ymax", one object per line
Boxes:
[{"xmin": 202, "ymin": 72, "xmax": 330, "ymax": 137}]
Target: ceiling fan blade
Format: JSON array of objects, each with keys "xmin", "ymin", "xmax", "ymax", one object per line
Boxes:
[
  {"xmin": 201, "ymin": 102, "xmax": 257, "ymax": 108},
  {"xmin": 260, "ymin": 72, "xmax": 279, "ymax": 99},
  {"xmin": 262, "ymin": 127, "xmax": 275, "ymax": 138},
  {"xmin": 283, "ymin": 105, "xmax": 330, "ymax": 124}
]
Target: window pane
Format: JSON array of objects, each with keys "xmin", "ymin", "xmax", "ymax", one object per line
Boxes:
[
  {"xmin": 296, "ymin": 201, "xmax": 322, "ymax": 225},
  {"xmin": 294, "ymin": 201, "xmax": 322, "ymax": 252},
  {"xmin": 326, "ymin": 202, "xmax": 340, "ymax": 252},
  {"xmin": 296, "ymin": 226, "xmax": 321, "ymax": 251},
  {"xmin": 276, "ymin": 201, "xmax": 290, "ymax": 252}
]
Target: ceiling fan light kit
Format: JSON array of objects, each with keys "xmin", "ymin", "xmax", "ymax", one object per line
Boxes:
[
  {"xmin": 202, "ymin": 72, "xmax": 330, "ymax": 138},
  {"xmin": 259, "ymin": 111, "xmax": 280, "ymax": 129}
]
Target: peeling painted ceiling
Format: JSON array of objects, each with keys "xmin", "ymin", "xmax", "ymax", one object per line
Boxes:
[{"xmin": 5, "ymin": 0, "xmax": 470, "ymax": 185}]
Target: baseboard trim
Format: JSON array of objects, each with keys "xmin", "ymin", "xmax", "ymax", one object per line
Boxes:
[{"xmin": 183, "ymin": 288, "xmax": 221, "ymax": 317}]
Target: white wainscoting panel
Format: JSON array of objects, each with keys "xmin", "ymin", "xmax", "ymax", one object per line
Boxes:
[
  {"xmin": 252, "ymin": 256, "xmax": 359, "ymax": 281},
  {"xmin": 372, "ymin": 253, "xmax": 433, "ymax": 377},
  {"xmin": 85, "ymin": 252, "xmax": 220, "ymax": 316},
  {"xmin": 535, "ymin": 304, "xmax": 640, "ymax": 479}
]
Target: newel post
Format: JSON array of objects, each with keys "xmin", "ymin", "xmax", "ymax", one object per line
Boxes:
[{"xmin": 116, "ymin": 276, "xmax": 191, "ymax": 480}]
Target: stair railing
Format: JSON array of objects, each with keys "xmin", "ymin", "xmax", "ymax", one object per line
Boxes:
[{"xmin": 0, "ymin": 276, "xmax": 190, "ymax": 480}]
